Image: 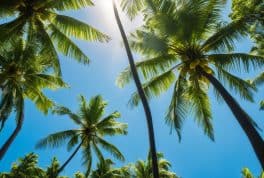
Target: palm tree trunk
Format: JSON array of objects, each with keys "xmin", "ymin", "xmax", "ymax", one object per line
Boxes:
[
  {"xmin": 57, "ymin": 141, "xmax": 83, "ymax": 175},
  {"xmin": 0, "ymin": 112, "xmax": 24, "ymax": 160},
  {"xmin": 201, "ymin": 70, "xmax": 264, "ymax": 169},
  {"xmin": 112, "ymin": 1, "xmax": 160, "ymax": 178}
]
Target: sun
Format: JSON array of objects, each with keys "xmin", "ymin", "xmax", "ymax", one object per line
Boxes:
[{"xmin": 100, "ymin": 0, "xmax": 113, "ymax": 12}]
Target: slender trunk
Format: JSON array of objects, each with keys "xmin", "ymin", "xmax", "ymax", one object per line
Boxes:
[
  {"xmin": 0, "ymin": 112, "xmax": 24, "ymax": 160},
  {"xmin": 201, "ymin": 70, "xmax": 264, "ymax": 169},
  {"xmin": 56, "ymin": 141, "xmax": 83, "ymax": 175},
  {"xmin": 112, "ymin": 1, "xmax": 160, "ymax": 178}
]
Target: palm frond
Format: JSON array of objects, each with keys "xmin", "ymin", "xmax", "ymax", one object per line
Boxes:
[
  {"xmin": 120, "ymin": 0, "xmax": 145, "ymax": 19},
  {"xmin": 36, "ymin": 130, "xmax": 78, "ymax": 149},
  {"xmin": 202, "ymin": 19, "xmax": 248, "ymax": 51},
  {"xmin": 49, "ymin": 24, "xmax": 90, "ymax": 64},
  {"xmin": 186, "ymin": 80, "xmax": 214, "ymax": 140},
  {"xmin": 129, "ymin": 69, "xmax": 176, "ymax": 106},
  {"xmin": 217, "ymin": 68, "xmax": 256, "ymax": 102},
  {"xmin": 165, "ymin": 75, "xmax": 189, "ymax": 141},
  {"xmin": 96, "ymin": 137, "xmax": 125, "ymax": 162},
  {"xmin": 40, "ymin": 0, "xmax": 94, "ymax": 11},
  {"xmin": 52, "ymin": 15, "xmax": 110, "ymax": 42},
  {"xmin": 116, "ymin": 54, "xmax": 177, "ymax": 88},
  {"xmin": 52, "ymin": 106, "xmax": 83, "ymax": 126},
  {"xmin": 208, "ymin": 53, "xmax": 264, "ymax": 72}
]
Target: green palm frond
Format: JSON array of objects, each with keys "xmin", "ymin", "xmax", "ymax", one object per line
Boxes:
[
  {"xmin": 52, "ymin": 15, "xmax": 110, "ymax": 42},
  {"xmin": 217, "ymin": 68, "xmax": 256, "ymax": 102},
  {"xmin": 129, "ymin": 30, "xmax": 169, "ymax": 55},
  {"xmin": 92, "ymin": 142, "xmax": 105, "ymax": 162},
  {"xmin": 28, "ymin": 74, "xmax": 68, "ymax": 90},
  {"xmin": 82, "ymin": 146, "xmax": 92, "ymax": 175},
  {"xmin": 166, "ymin": 75, "xmax": 189, "ymax": 141},
  {"xmin": 49, "ymin": 24, "xmax": 90, "ymax": 64},
  {"xmin": 23, "ymin": 86, "xmax": 54, "ymax": 114},
  {"xmin": 129, "ymin": 69, "xmax": 176, "ymax": 106},
  {"xmin": 116, "ymin": 55, "xmax": 177, "ymax": 88},
  {"xmin": 96, "ymin": 137, "xmax": 125, "ymax": 162},
  {"xmin": 252, "ymin": 72, "xmax": 264, "ymax": 86},
  {"xmin": 208, "ymin": 53, "xmax": 264, "ymax": 72},
  {"xmin": 52, "ymin": 106, "xmax": 83, "ymax": 126},
  {"xmin": 120, "ymin": 0, "xmax": 145, "ymax": 19},
  {"xmin": 186, "ymin": 80, "xmax": 214, "ymax": 140},
  {"xmin": 35, "ymin": 130, "xmax": 78, "ymax": 149},
  {"xmin": 202, "ymin": 19, "xmax": 248, "ymax": 51},
  {"xmin": 35, "ymin": 19, "xmax": 62, "ymax": 75},
  {"xmin": 40, "ymin": 0, "xmax": 94, "ymax": 11}
]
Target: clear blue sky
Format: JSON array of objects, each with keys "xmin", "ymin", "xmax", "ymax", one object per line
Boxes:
[{"xmin": 0, "ymin": 0, "xmax": 263, "ymax": 177}]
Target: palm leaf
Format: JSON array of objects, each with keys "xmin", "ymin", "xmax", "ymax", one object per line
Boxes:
[
  {"xmin": 129, "ymin": 69, "xmax": 176, "ymax": 106},
  {"xmin": 36, "ymin": 130, "xmax": 78, "ymax": 149},
  {"xmin": 49, "ymin": 24, "xmax": 90, "ymax": 64},
  {"xmin": 186, "ymin": 80, "xmax": 214, "ymax": 140},
  {"xmin": 52, "ymin": 15, "xmax": 110, "ymax": 42},
  {"xmin": 96, "ymin": 137, "xmax": 125, "ymax": 161},
  {"xmin": 165, "ymin": 75, "xmax": 189, "ymax": 141},
  {"xmin": 208, "ymin": 53, "xmax": 264, "ymax": 72}
]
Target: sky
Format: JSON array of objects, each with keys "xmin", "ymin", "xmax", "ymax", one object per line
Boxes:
[{"xmin": 0, "ymin": 0, "xmax": 264, "ymax": 177}]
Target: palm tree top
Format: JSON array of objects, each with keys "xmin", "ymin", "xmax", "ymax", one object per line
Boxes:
[
  {"xmin": 116, "ymin": 0, "xmax": 264, "ymax": 140},
  {"xmin": 36, "ymin": 95, "xmax": 128, "ymax": 175}
]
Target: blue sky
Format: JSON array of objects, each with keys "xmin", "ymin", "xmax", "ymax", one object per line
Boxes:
[{"xmin": 0, "ymin": 0, "xmax": 263, "ymax": 177}]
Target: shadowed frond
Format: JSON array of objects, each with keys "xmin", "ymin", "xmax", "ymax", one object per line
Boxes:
[
  {"xmin": 129, "ymin": 69, "xmax": 176, "ymax": 106},
  {"xmin": 208, "ymin": 53, "xmax": 264, "ymax": 72},
  {"xmin": 36, "ymin": 130, "xmax": 78, "ymax": 149},
  {"xmin": 166, "ymin": 75, "xmax": 189, "ymax": 141}
]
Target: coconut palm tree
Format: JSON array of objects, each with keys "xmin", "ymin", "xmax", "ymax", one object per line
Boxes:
[
  {"xmin": 0, "ymin": 39, "xmax": 66, "ymax": 160},
  {"xmin": 90, "ymin": 159, "xmax": 130, "ymax": 178},
  {"xmin": 130, "ymin": 152, "xmax": 178, "ymax": 178},
  {"xmin": 0, "ymin": 0, "xmax": 109, "ymax": 75},
  {"xmin": 117, "ymin": 0, "xmax": 264, "ymax": 168},
  {"xmin": 36, "ymin": 95, "xmax": 127, "ymax": 177},
  {"xmin": 112, "ymin": 1, "xmax": 160, "ymax": 177}
]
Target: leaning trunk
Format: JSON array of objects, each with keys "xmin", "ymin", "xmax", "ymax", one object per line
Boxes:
[
  {"xmin": 56, "ymin": 141, "xmax": 83, "ymax": 176},
  {"xmin": 112, "ymin": 1, "xmax": 160, "ymax": 178},
  {"xmin": 0, "ymin": 112, "xmax": 24, "ymax": 160},
  {"xmin": 201, "ymin": 70, "xmax": 264, "ymax": 169}
]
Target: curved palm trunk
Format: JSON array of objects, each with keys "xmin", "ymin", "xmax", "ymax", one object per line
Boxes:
[
  {"xmin": 201, "ymin": 70, "xmax": 264, "ymax": 169},
  {"xmin": 0, "ymin": 112, "xmax": 24, "ymax": 160},
  {"xmin": 112, "ymin": 1, "xmax": 160, "ymax": 178},
  {"xmin": 56, "ymin": 141, "xmax": 83, "ymax": 175}
]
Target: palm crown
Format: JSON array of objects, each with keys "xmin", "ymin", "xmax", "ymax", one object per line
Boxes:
[
  {"xmin": 0, "ymin": 39, "xmax": 66, "ymax": 130},
  {"xmin": 0, "ymin": 0, "xmax": 109, "ymax": 75},
  {"xmin": 131, "ymin": 152, "xmax": 178, "ymax": 178},
  {"xmin": 36, "ymin": 95, "xmax": 128, "ymax": 176},
  {"xmin": 117, "ymin": 0, "xmax": 264, "ymax": 140}
]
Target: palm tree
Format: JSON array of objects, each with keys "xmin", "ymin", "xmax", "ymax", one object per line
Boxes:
[
  {"xmin": 131, "ymin": 152, "xmax": 178, "ymax": 178},
  {"xmin": 0, "ymin": 153, "xmax": 46, "ymax": 178},
  {"xmin": 0, "ymin": 0, "xmax": 109, "ymax": 75},
  {"xmin": 0, "ymin": 39, "xmax": 66, "ymax": 160},
  {"xmin": 117, "ymin": 0, "xmax": 264, "ymax": 168},
  {"xmin": 112, "ymin": 1, "xmax": 160, "ymax": 177},
  {"xmin": 90, "ymin": 159, "xmax": 130, "ymax": 178},
  {"xmin": 36, "ymin": 95, "xmax": 127, "ymax": 177}
]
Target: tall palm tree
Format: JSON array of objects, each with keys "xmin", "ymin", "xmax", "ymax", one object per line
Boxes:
[
  {"xmin": 112, "ymin": 1, "xmax": 160, "ymax": 177},
  {"xmin": 131, "ymin": 152, "xmax": 178, "ymax": 178},
  {"xmin": 90, "ymin": 159, "xmax": 130, "ymax": 178},
  {"xmin": 0, "ymin": 39, "xmax": 66, "ymax": 160},
  {"xmin": 117, "ymin": 0, "xmax": 264, "ymax": 168},
  {"xmin": 36, "ymin": 95, "xmax": 127, "ymax": 177},
  {"xmin": 0, "ymin": 0, "xmax": 109, "ymax": 75}
]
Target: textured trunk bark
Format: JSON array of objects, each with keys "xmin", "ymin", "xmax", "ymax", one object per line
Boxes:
[
  {"xmin": 0, "ymin": 112, "xmax": 24, "ymax": 160},
  {"xmin": 201, "ymin": 70, "xmax": 264, "ymax": 169},
  {"xmin": 112, "ymin": 1, "xmax": 160, "ymax": 178},
  {"xmin": 57, "ymin": 142, "xmax": 83, "ymax": 175}
]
